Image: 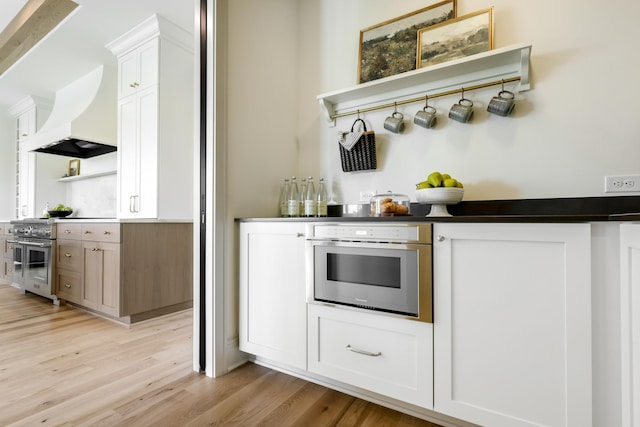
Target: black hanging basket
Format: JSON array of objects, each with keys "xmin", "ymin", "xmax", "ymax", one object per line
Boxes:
[{"xmin": 339, "ymin": 118, "xmax": 377, "ymax": 172}]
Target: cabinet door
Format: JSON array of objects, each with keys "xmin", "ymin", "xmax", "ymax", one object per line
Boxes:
[
  {"xmin": 239, "ymin": 222, "xmax": 306, "ymax": 370},
  {"xmin": 620, "ymin": 223, "xmax": 640, "ymax": 427},
  {"xmin": 82, "ymin": 241, "xmax": 120, "ymax": 317},
  {"xmin": 433, "ymin": 223, "xmax": 592, "ymax": 427},
  {"xmin": 118, "ymin": 39, "xmax": 159, "ymax": 98},
  {"xmin": 117, "ymin": 87, "xmax": 158, "ymax": 219},
  {"xmin": 117, "ymin": 95, "xmax": 139, "ymax": 219}
]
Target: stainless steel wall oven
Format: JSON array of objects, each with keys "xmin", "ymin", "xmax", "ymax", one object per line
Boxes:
[{"xmin": 306, "ymin": 223, "xmax": 432, "ymax": 322}]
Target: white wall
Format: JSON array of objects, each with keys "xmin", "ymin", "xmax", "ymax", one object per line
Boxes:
[{"xmin": 296, "ymin": 0, "xmax": 640, "ymax": 204}]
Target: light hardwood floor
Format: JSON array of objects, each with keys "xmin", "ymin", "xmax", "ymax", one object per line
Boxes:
[{"xmin": 0, "ymin": 284, "xmax": 442, "ymax": 426}]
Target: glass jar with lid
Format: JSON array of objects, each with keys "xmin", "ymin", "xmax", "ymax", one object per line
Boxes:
[{"xmin": 369, "ymin": 191, "xmax": 411, "ymax": 217}]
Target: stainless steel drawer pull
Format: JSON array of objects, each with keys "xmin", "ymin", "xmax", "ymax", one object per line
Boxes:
[
  {"xmin": 65, "ymin": 253, "xmax": 72, "ymax": 258},
  {"xmin": 65, "ymin": 283, "xmax": 71, "ymax": 288},
  {"xmin": 103, "ymin": 231, "xmax": 111, "ymax": 235},
  {"xmin": 345, "ymin": 344, "xmax": 381, "ymax": 357},
  {"xmin": 64, "ymin": 229, "xmax": 72, "ymax": 234}
]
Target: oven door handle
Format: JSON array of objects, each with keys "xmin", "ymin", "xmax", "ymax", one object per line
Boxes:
[
  {"xmin": 17, "ymin": 241, "xmax": 52, "ymax": 248},
  {"xmin": 7, "ymin": 239, "xmax": 19, "ymax": 244}
]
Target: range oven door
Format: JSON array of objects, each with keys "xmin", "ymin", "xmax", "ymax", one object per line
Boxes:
[
  {"xmin": 20, "ymin": 240, "xmax": 54, "ymax": 296},
  {"xmin": 310, "ymin": 241, "xmax": 432, "ymax": 322}
]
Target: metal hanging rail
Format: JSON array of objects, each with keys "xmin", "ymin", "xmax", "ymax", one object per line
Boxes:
[{"xmin": 330, "ymin": 76, "xmax": 521, "ymax": 120}]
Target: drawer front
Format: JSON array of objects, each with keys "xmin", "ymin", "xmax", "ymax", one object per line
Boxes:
[
  {"xmin": 81, "ymin": 224, "xmax": 121, "ymax": 243},
  {"xmin": 308, "ymin": 304, "xmax": 433, "ymax": 409},
  {"xmin": 58, "ymin": 223, "xmax": 82, "ymax": 240},
  {"xmin": 57, "ymin": 240, "xmax": 83, "ymax": 271},
  {"xmin": 57, "ymin": 269, "xmax": 82, "ymax": 304}
]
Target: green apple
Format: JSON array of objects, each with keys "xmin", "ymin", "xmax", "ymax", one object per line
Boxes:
[{"xmin": 416, "ymin": 181, "xmax": 431, "ymax": 189}]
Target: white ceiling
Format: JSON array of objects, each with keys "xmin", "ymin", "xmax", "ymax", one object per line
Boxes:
[{"xmin": 0, "ymin": 0, "xmax": 195, "ymax": 110}]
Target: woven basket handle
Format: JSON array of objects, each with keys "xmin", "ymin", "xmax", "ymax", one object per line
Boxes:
[{"xmin": 351, "ymin": 118, "xmax": 368, "ymax": 132}]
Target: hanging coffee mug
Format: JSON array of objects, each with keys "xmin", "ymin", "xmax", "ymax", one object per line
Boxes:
[
  {"xmin": 487, "ymin": 90, "xmax": 516, "ymax": 117},
  {"xmin": 449, "ymin": 97, "xmax": 474, "ymax": 123},
  {"xmin": 414, "ymin": 95, "xmax": 437, "ymax": 129},
  {"xmin": 384, "ymin": 105, "xmax": 405, "ymax": 133}
]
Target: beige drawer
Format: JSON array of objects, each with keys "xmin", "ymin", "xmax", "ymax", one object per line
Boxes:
[
  {"xmin": 56, "ymin": 239, "xmax": 83, "ymax": 271},
  {"xmin": 57, "ymin": 223, "xmax": 82, "ymax": 240},
  {"xmin": 81, "ymin": 223, "xmax": 121, "ymax": 243},
  {"xmin": 56, "ymin": 269, "xmax": 82, "ymax": 304}
]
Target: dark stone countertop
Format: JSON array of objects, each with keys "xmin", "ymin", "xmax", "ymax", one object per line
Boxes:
[{"xmin": 237, "ymin": 195, "xmax": 640, "ymax": 223}]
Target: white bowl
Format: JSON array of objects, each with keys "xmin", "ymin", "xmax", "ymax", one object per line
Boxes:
[{"xmin": 415, "ymin": 187, "xmax": 464, "ymax": 217}]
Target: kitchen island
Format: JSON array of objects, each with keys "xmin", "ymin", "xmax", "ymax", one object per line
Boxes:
[{"xmin": 54, "ymin": 219, "xmax": 192, "ymax": 324}]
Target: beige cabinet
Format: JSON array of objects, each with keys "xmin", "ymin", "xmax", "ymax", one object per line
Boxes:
[
  {"xmin": 0, "ymin": 223, "xmax": 13, "ymax": 284},
  {"xmin": 55, "ymin": 238, "xmax": 82, "ymax": 303},
  {"xmin": 54, "ymin": 221, "xmax": 192, "ymax": 323},
  {"xmin": 82, "ymin": 241, "xmax": 120, "ymax": 317}
]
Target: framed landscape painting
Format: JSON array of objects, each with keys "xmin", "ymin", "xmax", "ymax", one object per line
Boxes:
[
  {"xmin": 417, "ymin": 7, "xmax": 493, "ymax": 69},
  {"xmin": 358, "ymin": 0, "xmax": 456, "ymax": 84}
]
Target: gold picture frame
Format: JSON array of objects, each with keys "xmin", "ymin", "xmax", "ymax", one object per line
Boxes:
[
  {"xmin": 68, "ymin": 159, "xmax": 80, "ymax": 176},
  {"xmin": 417, "ymin": 7, "xmax": 494, "ymax": 69},
  {"xmin": 358, "ymin": 0, "xmax": 456, "ymax": 84}
]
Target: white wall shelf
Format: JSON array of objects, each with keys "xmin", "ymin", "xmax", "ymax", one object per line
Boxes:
[
  {"xmin": 317, "ymin": 42, "xmax": 532, "ymax": 124},
  {"xmin": 57, "ymin": 170, "xmax": 116, "ymax": 182}
]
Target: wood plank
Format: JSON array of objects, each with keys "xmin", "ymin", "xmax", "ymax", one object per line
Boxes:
[{"xmin": 0, "ymin": 284, "xmax": 443, "ymax": 426}]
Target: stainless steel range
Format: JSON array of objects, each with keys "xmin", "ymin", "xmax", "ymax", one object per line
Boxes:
[{"xmin": 8, "ymin": 219, "xmax": 58, "ymax": 305}]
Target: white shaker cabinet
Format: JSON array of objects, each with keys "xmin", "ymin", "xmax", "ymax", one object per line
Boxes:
[
  {"xmin": 239, "ymin": 222, "xmax": 307, "ymax": 370},
  {"xmin": 620, "ymin": 223, "xmax": 640, "ymax": 427},
  {"xmin": 117, "ymin": 38, "xmax": 159, "ymax": 98},
  {"xmin": 9, "ymin": 96, "xmax": 60, "ymax": 219},
  {"xmin": 107, "ymin": 15, "xmax": 193, "ymax": 220},
  {"xmin": 433, "ymin": 223, "xmax": 592, "ymax": 427}
]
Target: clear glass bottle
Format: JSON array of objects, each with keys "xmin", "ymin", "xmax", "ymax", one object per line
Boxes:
[
  {"xmin": 279, "ymin": 178, "xmax": 290, "ymax": 217},
  {"xmin": 316, "ymin": 178, "xmax": 328, "ymax": 217},
  {"xmin": 299, "ymin": 178, "xmax": 307, "ymax": 216},
  {"xmin": 287, "ymin": 176, "xmax": 300, "ymax": 217},
  {"xmin": 304, "ymin": 176, "xmax": 316, "ymax": 217}
]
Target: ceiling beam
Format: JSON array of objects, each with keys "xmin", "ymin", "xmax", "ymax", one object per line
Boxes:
[{"xmin": 0, "ymin": 0, "xmax": 78, "ymax": 76}]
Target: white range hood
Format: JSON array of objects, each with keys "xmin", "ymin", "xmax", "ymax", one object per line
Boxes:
[{"xmin": 26, "ymin": 64, "xmax": 117, "ymax": 158}]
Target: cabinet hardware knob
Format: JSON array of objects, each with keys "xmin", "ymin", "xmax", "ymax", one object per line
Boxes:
[
  {"xmin": 296, "ymin": 233, "xmax": 304, "ymax": 238},
  {"xmin": 65, "ymin": 253, "xmax": 71, "ymax": 257},
  {"xmin": 437, "ymin": 235, "xmax": 445, "ymax": 242},
  {"xmin": 65, "ymin": 283, "xmax": 71, "ymax": 288},
  {"xmin": 129, "ymin": 82, "xmax": 140, "ymax": 88},
  {"xmin": 103, "ymin": 231, "xmax": 111, "ymax": 235},
  {"xmin": 64, "ymin": 229, "xmax": 72, "ymax": 234},
  {"xmin": 345, "ymin": 344, "xmax": 382, "ymax": 357}
]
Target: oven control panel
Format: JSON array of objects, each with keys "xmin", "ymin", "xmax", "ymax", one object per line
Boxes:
[{"xmin": 308, "ymin": 224, "xmax": 432, "ymax": 244}]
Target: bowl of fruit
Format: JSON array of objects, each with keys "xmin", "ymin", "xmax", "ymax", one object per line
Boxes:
[
  {"xmin": 415, "ymin": 172, "xmax": 464, "ymax": 217},
  {"xmin": 47, "ymin": 204, "xmax": 73, "ymax": 218}
]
